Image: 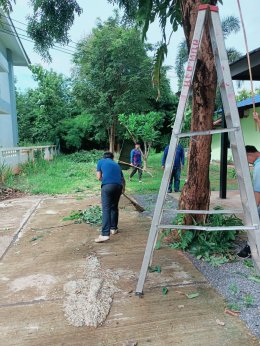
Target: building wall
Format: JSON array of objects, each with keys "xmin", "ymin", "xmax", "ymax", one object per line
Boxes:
[
  {"xmin": 0, "ymin": 42, "xmax": 16, "ymax": 148},
  {"xmin": 211, "ymin": 106, "xmax": 260, "ymax": 161}
]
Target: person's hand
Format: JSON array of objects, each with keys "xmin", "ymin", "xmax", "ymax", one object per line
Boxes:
[
  {"xmin": 130, "ymin": 163, "xmax": 134, "ymax": 166},
  {"xmin": 162, "ymin": 166, "xmax": 165, "ymax": 170}
]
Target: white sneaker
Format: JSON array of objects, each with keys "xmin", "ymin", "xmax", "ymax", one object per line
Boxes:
[
  {"xmin": 95, "ymin": 235, "xmax": 110, "ymax": 243},
  {"xmin": 110, "ymin": 229, "xmax": 118, "ymax": 235}
]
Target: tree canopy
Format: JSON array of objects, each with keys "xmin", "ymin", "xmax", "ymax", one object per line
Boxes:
[
  {"xmin": 17, "ymin": 65, "xmax": 73, "ymax": 145},
  {"xmin": 72, "ymin": 14, "xmax": 175, "ymax": 151}
]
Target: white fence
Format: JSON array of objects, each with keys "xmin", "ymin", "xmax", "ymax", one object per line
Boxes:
[{"xmin": 0, "ymin": 145, "xmax": 58, "ymax": 169}]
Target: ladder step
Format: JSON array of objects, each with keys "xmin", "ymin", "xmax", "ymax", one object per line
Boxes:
[
  {"xmin": 162, "ymin": 209, "xmax": 243, "ymax": 215},
  {"xmin": 175, "ymin": 127, "xmax": 239, "ymax": 138},
  {"xmin": 158, "ymin": 225, "xmax": 258, "ymax": 232}
]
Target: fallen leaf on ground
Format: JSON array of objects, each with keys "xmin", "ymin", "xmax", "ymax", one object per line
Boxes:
[
  {"xmin": 248, "ymin": 275, "xmax": 260, "ymax": 283},
  {"xmin": 178, "ymin": 305, "xmax": 184, "ymax": 309},
  {"xmin": 216, "ymin": 319, "xmax": 225, "ymax": 326},
  {"xmin": 225, "ymin": 308, "xmax": 240, "ymax": 317},
  {"xmin": 148, "ymin": 265, "xmax": 161, "ymax": 273},
  {"xmin": 162, "ymin": 287, "xmax": 168, "ymax": 295},
  {"xmin": 122, "ymin": 341, "xmax": 138, "ymax": 346},
  {"xmin": 186, "ymin": 292, "xmax": 199, "ymax": 299},
  {"xmin": 30, "ymin": 235, "xmax": 44, "ymax": 242}
]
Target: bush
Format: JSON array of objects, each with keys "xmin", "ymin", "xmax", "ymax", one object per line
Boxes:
[
  {"xmin": 67, "ymin": 150, "xmax": 103, "ymax": 163},
  {"xmin": 168, "ymin": 207, "xmax": 243, "ymax": 260}
]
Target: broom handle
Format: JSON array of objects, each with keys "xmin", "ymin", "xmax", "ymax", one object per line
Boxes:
[{"xmin": 118, "ymin": 160, "xmax": 153, "ymax": 177}]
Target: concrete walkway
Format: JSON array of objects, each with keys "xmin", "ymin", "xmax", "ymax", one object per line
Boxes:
[{"xmin": 0, "ymin": 194, "xmax": 258, "ymax": 345}]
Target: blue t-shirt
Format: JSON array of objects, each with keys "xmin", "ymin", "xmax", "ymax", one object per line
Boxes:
[
  {"xmin": 162, "ymin": 144, "xmax": 185, "ymax": 168},
  {"xmin": 253, "ymin": 157, "xmax": 260, "ymax": 193},
  {"xmin": 97, "ymin": 158, "xmax": 124, "ymax": 186},
  {"xmin": 130, "ymin": 149, "xmax": 142, "ymax": 165}
]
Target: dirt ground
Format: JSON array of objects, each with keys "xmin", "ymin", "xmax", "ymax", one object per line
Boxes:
[{"xmin": 0, "ymin": 194, "xmax": 259, "ymax": 346}]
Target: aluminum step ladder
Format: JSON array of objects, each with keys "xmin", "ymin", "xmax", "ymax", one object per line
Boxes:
[{"xmin": 135, "ymin": 4, "xmax": 260, "ymax": 296}]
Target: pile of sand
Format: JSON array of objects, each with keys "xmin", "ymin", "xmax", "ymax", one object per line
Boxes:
[{"xmin": 63, "ymin": 255, "xmax": 119, "ymax": 327}]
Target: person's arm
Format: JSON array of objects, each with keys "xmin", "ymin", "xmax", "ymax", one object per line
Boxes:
[
  {"xmin": 96, "ymin": 171, "xmax": 102, "ymax": 181},
  {"xmin": 96, "ymin": 161, "xmax": 102, "ymax": 181},
  {"xmin": 254, "ymin": 163, "xmax": 260, "ymax": 205},
  {"xmin": 121, "ymin": 172, "xmax": 126, "ymax": 194},
  {"xmin": 130, "ymin": 149, "xmax": 134, "ymax": 165},
  {"xmin": 162, "ymin": 147, "xmax": 168, "ymax": 168},
  {"xmin": 181, "ymin": 147, "xmax": 185, "ymax": 166}
]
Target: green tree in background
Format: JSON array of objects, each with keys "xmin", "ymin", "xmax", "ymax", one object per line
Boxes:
[
  {"xmin": 236, "ymin": 88, "xmax": 260, "ymax": 102},
  {"xmin": 17, "ymin": 65, "xmax": 73, "ymax": 144},
  {"xmin": 119, "ymin": 112, "xmax": 163, "ymax": 169},
  {"xmin": 109, "ymin": 0, "xmax": 224, "ymax": 223},
  {"xmin": 73, "ymin": 14, "xmax": 173, "ymax": 152},
  {"xmin": 58, "ymin": 113, "xmax": 94, "ymax": 150}
]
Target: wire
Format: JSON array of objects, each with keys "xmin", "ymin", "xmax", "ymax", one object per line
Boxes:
[
  {"xmin": 0, "ymin": 27, "xmax": 75, "ymax": 56},
  {"xmin": 236, "ymin": 0, "xmax": 258, "ymax": 131},
  {"xmin": 0, "ymin": 22, "xmax": 76, "ymax": 54},
  {"xmin": 0, "ymin": 13, "xmax": 78, "ymax": 49}
]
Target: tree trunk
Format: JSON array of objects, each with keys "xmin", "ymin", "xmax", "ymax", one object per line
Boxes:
[
  {"xmin": 108, "ymin": 120, "xmax": 116, "ymax": 153},
  {"xmin": 179, "ymin": 0, "xmax": 217, "ymax": 224}
]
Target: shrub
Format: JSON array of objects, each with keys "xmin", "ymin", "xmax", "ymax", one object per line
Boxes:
[
  {"xmin": 67, "ymin": 150, "xmax": 103, "ymax": 163},
  {"xmin": 168, "ymin": 207, "xmax": 243, "ymax": 260}
]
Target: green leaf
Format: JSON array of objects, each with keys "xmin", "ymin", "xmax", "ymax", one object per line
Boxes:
[
  {"xmin": 248, "ymin": 275, "xmax": 260, "ymax": 283},
  {"xmin": 30, "ymin": 235, "xmax": 44, "ymax": 242},
  {"xmin": 152, "ymin": 43, "xmax": 168, "ymax": 100},
  {"xmin": 162, "ymin": 287, "xmax": 168, "ymax": 295},
  {"xmin": 243, "ymin": 259, "xmax": 254, "ymax": 268},
  {"xmin": 148, "ymin": 265, "xmax": 161, "ymax": 273},
  {"xmin": 186, "ymin": 292, "xmax": 199, "ymax": 299},
  {"xmin": 155, "ymin": 240, "xmax": 161, "ymax": 250}
]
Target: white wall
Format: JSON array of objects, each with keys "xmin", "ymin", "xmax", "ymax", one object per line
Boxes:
[
  {"xmin": 0, "ymin": 41, "xmax": 15, "ymax": 148},
  {"xmin": 0, "ymin": 115, "xmax": 14, "ymax": 147}
]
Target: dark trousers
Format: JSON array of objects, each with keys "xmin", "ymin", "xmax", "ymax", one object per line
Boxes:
[
  {"xmin": 130, "ymin": 163, "xmax": 142, "ymax": 180},
  {"xmin": 101, "ymin": 184, "xmax": 122, "ymax": 236},
  {"xmin": 168, "ymin": 167, "xmax": 181, "ymax": 193}
]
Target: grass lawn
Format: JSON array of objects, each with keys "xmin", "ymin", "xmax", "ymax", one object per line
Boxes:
[{"xmin": 4, "ymin": 151, "xmax": 238, "ymax": 195}]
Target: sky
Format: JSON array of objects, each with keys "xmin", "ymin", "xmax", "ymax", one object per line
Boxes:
[{"xmin": 11, "ymin": 0, "xmax": 260, "ymax": 93}]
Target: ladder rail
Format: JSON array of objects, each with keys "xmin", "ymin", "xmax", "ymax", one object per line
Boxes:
[
  {"xmin": 135, "ymin": 5, "xmax": 260, "ymax": 297},
  {"xmin": 176, "ymin": 127, "xmax": 238, "ymax": 138},
  {"xmin": 135, "ymin": 8, "xmax": 208, "ymax": 296},
  {"xmin": 209, "ymin": 11, "xmax": 260, "ymax": 261},
  {"xmin": 162, "ymin": 209, "xmax": 243, "ymax": 214},
  {"xmin": 158, "ymin": 225, "xmax": 258, "ymax": 231}
]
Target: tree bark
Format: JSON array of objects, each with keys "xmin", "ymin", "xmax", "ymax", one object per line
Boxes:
[
  {"xmin": 179, "ymin": 0, "xmax": 217, "ymax": 224},
  {"xmin": 109, "ymin": 120, "xmax": 116, "ymax": 153}
]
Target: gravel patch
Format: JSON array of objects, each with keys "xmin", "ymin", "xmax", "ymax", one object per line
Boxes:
[
  {"xmin": 63, "ymin": 255, "xmax": 120, "ymax": 327},
  {"xmin": 133, "ymin": 193, "xmax": 178, "ymax": 224},
  {"xmin": 133, "ymin": 193, "xmax": 260, "ymax": 340},
  {"xmin": 188, "ymin": 255, "xmax": 260, "ymax": 339}
]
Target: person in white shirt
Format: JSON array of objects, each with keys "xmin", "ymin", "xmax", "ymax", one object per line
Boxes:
[{"xmin": 237, "ymin": 144, "xmax": 260, "ymax": 258}]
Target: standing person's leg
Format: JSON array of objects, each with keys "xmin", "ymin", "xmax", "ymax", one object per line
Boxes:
[
  {"xmin": 110, "ymin": 185, "xmax": 123, "ymax": 234},
  {"xmin": 129, "ymin": 166, "xmax": 137, "ymax": 179},
  {"xmin": 174, "ymin": 167, "xmax": 181, "ymax": 192},
  {"xmin": 95, "ymin": 185, "xmax": 112, "ymax": 242},
  {"xmin": 168, "ymin": 168, "xmax": 174, "ymax": 193},
  {"xmin": 138, "ymin": 164, "xmax": 142, "ymax": 182}
]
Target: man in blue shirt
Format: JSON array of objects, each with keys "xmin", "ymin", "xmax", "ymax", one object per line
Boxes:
[
  {"xmin": 162, "ymin": 143, "xmax": 185, "ymax": 193},
  {"xmin": 95, "ymin": 152, "xmax": 125, "ymax": 243},
  {"xmin": 129, "ymin": 142, "xmax": 143, "ymax": 182},
  {"xmin": 238, "ymin": 145, "xmax": 260, "ymax": 258}
]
